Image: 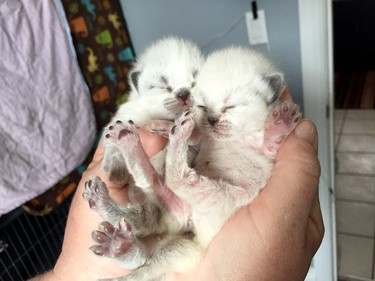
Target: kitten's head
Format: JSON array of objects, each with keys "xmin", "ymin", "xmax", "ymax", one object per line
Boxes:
[
  {"xmin": 128, "ymin": 37, "xmax": 204, "ymax": 119},
  {"xmin": 194, "ymin": 46, "xmax": 284, "ymax": 140}
]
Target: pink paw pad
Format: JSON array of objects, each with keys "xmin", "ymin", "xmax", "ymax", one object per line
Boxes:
[
  {"xmin": 105, "ymin": 120, "xmax": 140, "ymax": 149},
  {"xmin": 90, "ymin": 220, "xmax": 136, "ymax": 259},
  {"xmin": 272, "ymin": 104, "xmax": 300, "ymax": 122},
  {"xmin": 264, "ymin": 101, "xmax": 302, "ymax": 157},
  {"xmin": 82, "ymin": 176, "xmax": 110, "ymax": 210}
]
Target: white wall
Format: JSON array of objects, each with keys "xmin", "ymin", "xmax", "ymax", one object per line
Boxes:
[{"xmin": 120, "ymin": 0, "xmax": 304, "ymax": 111}]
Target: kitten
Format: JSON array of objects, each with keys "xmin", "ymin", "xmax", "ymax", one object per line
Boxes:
[
  {"xmin": 83, "ymin": 37, "xmax": 203, "ymax": 270},
  {"xmin": 102, "ymin": 36, "xmax": 203, "ymax": 184},
  {"xmin": 84, "ymin": 46, "xmax": 301, "ymax": 280}
]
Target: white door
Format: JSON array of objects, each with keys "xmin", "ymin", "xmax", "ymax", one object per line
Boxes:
[{"xmin": 299, "ymin": 0, "xmax": 337, "ymax": 280}]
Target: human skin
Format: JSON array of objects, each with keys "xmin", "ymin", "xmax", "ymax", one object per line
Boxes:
[{"xmin": 31, "ymin": 117, "xmax": 323, "ymax": 281}]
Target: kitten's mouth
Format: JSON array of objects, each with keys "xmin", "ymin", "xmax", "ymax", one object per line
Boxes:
[
  {"xmin": 164, "ymin": 98, "xmax": 193, "ymax": 115},
  {"xmin": 181, "ymin": 100, "xmax": 192, "ymax": 108},
  {"xmin": 177, "ymin": 98, "xmax": 193, "ymax": 112}
]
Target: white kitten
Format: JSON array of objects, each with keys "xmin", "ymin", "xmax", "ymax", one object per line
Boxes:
[
  {"xmin": 84, "ymin": 46, "xmax": 301, "ymax": 280},
  {"xmin": 166, "ymin": 47, "xmax": 301, "ymax": 247},
  {"xmin": 83, "ymin": 37, "xmax": 203, "ymax": 272},
  {"xmin": 102, "ymin": 36, "xmax": 203, "ymax": 184}
]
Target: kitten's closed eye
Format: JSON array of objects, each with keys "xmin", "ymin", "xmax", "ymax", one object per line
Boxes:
[
  {"xmin": 148, "ymin": 85, "xmax": 173, "ymax": 92},
  {"xmin": 197, "ymin": 105, "xmax": 207, "ymax": 112},
  {"xmin": 221, "ymin": 105, "xmax": 236, "ymax": 113}
]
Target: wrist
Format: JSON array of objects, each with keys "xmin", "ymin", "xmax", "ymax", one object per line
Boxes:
[{"xmin": 29, "ymin": 270, "xmax": 60, "ymax": 281}]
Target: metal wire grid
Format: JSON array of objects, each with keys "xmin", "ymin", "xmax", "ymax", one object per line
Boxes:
[{"xmin": 0, "ymin": 196, "xmax": 72, "ymax": 281}]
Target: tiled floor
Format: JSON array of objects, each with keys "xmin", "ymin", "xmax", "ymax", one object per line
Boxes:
[{"xmin": 335, "ymin": 109, "xmax": 375, "ymax": 280}]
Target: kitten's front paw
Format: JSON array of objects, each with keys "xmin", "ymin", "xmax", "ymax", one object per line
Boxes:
[
  {"xmin": 169, "ymin": 111, "xmax": 195, "ymax": 142},
  {"xmin": 147, "ymin": 119, "xmax": 174, "ymax": 138},
  {"xmin": 90, "ymin": 220, "xmax": 147, "ymax": 269},
  {"xmin": 82, "ymin": 176, "xmax": 111, "ymax": 210},
  {"xmin": 271, "ymin": 100, "xmax": 301, "ymax": 126},
  {"xmin": 263, "ymin": 101, "xmax": 302, "ymax": 158},
  {"xmin": 105, "ymin": 120, "xmax": 140, "ymax": 152}
]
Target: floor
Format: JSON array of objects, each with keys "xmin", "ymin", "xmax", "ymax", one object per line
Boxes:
[{"xmin": 335, "ymin": 109, "xmax": 375, "ymax": 280}]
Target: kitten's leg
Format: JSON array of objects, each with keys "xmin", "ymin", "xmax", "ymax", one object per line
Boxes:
[
  {"xmin": 165, "ymin": 113, "xmax": 198, "ymax": 190},
  {"xmin": 90, "ymin": 220, "xmax": 148, "ymax": 270},
  {"xmin": 105, "ymin": 120, "xmax": 162, "ymax": 192},
  {"xmin": 105, "ymin": 120, "xmax": 185, "ymax": 213},
  {"xmin": 99, "ymin": 235, "xmax": 203, "ymax": 281},
  {"xmin": 102, "ymin": 144, "xmax": 131, "ymax": 185},
  {"xmin": 83, "ymin": 176, "xmax": 163, "ymax": 236},
  {"xmin": 262, "ymin": 100, "xmax": 302, "ymax": 159},
  {"xmin": 166, "ymin": 114, "xmax": 258, "ymax": 213},
  {"xmin": 83, "ymin": 176, "xmax": 128, "ymax": 225}
]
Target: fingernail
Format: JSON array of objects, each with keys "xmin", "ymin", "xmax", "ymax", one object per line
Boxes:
[{"xmin": 295, "ymin": 120, "xmax": 318, "ymax": 148}]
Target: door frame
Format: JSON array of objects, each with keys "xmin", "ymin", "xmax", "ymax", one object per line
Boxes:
[{"xmin": 298, "ymin": 0, "xmax": 337, "ymax": 280}]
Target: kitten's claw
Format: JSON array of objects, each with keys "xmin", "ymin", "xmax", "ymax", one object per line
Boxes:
[
  {"xmin": 263, "ymin": 100, "xmax": 301, "ymax": 158},
  {"xmin": 90, "ymin": 220, "xmax": 141, "ymax": 260},
  {"xmin": 105, "ymin": 120, "xmax": 140, "ymax": 151},
  {"xmin": 82, "ymin": 176, "xmax": 110, "ymax": 210},
  {"xmin": 169, "ymin": 113, "xmax": 195, "ymax": 141}
]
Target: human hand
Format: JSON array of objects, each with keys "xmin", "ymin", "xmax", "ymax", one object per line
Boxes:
[
  {"xmin": 176, "ymin": 119, "xmax": 323, "ymax": 281},
  {"xmin": 33, "ymin": 116, "xmax": 323, "ymax": 281},
  {"xmin": 31, "ymin": 127, "xmax": 168, "ymax": 281}
]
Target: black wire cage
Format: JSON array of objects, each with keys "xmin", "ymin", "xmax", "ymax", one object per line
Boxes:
[{"xmin": 0, "ymin": 195, "xmax": 72, "ymax": 281}]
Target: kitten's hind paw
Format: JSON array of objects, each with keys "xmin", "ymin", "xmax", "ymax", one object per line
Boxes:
[
  {"xmin": 90, "ymin": 220, "xmax": 147, "ymax": 269},
  {"xmin": 82, "ymin": 176, "xmax": 111, "ymax": 210}
]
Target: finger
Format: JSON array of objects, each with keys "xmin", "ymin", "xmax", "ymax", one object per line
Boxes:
[
  {"xmin": 138, "ymin": 127, "xmax": 168, "ymax": 157},
  {"xmin": 91, "ymin": 138, "xmax": 105, "ymax": 164},
  {"xmin": 306, "ymin": 191, "xmax": 325, "ymax": 254},
  {"xmin": 259, "ymin": 120, "xmax": 321, "ymax": 221}
]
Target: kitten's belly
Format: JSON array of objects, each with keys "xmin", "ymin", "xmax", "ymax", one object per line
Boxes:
[{"xmin": 195, "ymin": 149, "xmax": 273, "ymax": 188}]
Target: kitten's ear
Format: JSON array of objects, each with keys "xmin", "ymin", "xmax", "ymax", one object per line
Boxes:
[
  {"xmin": 264, "ymin": 73, "xmax": 284, "ymax": 104},
  {"xmin": 129, "ymin": 70, "xmax": 141, "ymax": 93}
]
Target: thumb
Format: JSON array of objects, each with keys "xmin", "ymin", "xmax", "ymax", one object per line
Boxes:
[{"xmin": 259, "ymin": 120, "xmax": 321, "ymax": 221}]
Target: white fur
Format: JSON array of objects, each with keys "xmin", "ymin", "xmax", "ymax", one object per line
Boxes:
[
  {"xmin": 102, "ymin": 37, "xmax": 203, "ymax": 183},
  {"xmin": 113, "ymin": 37, "xmax": 203, "ymax": 125},
  {"xmin": 89, "ymin": 46, "xmax": 300, "ymax": 281},
  {"xmin": 166, "ymin": 46, "xmax": 287, "ymax": 253}
]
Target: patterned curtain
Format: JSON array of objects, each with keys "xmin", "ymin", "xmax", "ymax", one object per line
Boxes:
[{"xmin": 24, "ymin": 0, "xmax": 135, "ymax": 215}]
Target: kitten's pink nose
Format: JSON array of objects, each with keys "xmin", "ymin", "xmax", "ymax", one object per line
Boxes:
[
  {"xmin": 176, "ymin": 89, "xmax": 190, "ymax": 101},
  {"xmin": 207, "ymin": 116, "xmax": 219, "ymax": 126}
]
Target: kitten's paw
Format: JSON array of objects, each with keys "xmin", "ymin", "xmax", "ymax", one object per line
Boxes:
[
  {"xmin": 90, "ymin": 220, "xmax": 136, "ymax": 258},
  {"xmin": 90, "ymin": 221, "xmax": 147, "ymax": 269},
  {"xmin": 105, "ymin": 120, "xmax": 140, "ymax": 152},
  {"xmin": 169, "ymin": 111, "xmax": 195, "ymax": 142},
  {"xmin": 147, "ymin": 119, "xmax": 174, "ymax": 138},
  {"xmin": 269, "ymin": 100, "xmax": 301, "ymax": 133},
  {"xmin": 263, "ymin": 101, "xmax": 301, "ymax": 158},
  {"xmin": 82, "ymin": 176, "xmax": 111, "ymax": 210}
]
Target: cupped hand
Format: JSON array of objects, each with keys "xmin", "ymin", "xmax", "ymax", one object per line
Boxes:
[
  {"xmin": 33, "ymin": 119, "xmax": 323, "ymax": 281},
  {"xmin": 176, "ymin": 119, "xmax": 323, "ymax": 281},
  {"xmin": 32, "ymin": 127, "xmax": 168, "ymax": 281}
]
